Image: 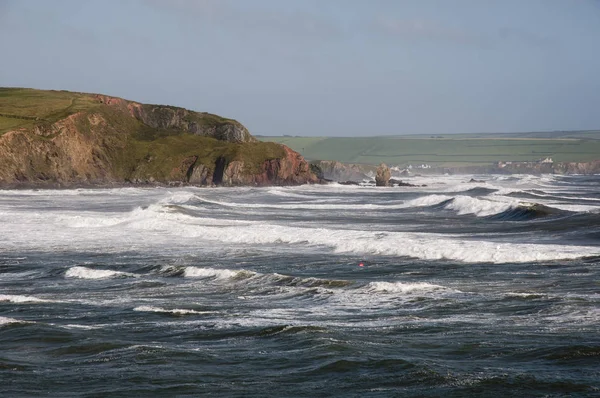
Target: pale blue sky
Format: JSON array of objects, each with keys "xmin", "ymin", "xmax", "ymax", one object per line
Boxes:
[{"xmin": 1, "ymin": 0, "xmax": 599, "ymax": 136}]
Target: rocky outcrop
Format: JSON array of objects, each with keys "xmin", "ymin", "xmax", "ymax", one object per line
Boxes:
[
  {"xmin": 375, "ymin": 163, "xmax": 391, "ymax": 187},
  {"xmin": 126, "ymin": 102, "xmax": 255, "ymax": 143},
  {"xmin": 218, "ymin": 145, "xmax": 318, "ymax": 186},
  {"xmin": 553, "ymin": 160, "xmax": 600, "ymax": 175},
  {"xmin": 188, "ymin": 164, "xmax": 212, "ymax": 185},
  {"xmin": 310, "ymin": 160, "xmax": 374, "ymax": 182},
  {"xmin": 485, "ymin": 160, "xmax": 600, "ymax": 175},
  {"xmin": 95, "ymin": 94, "xmax": 255, "ymax": 143},
  {"xmin": 0, "ymin": 112, "xmax": 123, "ymax": 185}
]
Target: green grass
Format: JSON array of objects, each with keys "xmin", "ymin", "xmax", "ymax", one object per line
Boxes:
[
  {"xmin": 0, "ymin": 88, "xmax": 241, "ymax": 136},
  {"xmin": 0, "ymin": 88, "xmax": 100, "ymax": 134},
  {"xmin": 258, "ymin": 136, "xmax": 600, "ymax": 166},
  {"xmin": 117, "ymin": 135, "xmax": 285, "ymax": 181}
]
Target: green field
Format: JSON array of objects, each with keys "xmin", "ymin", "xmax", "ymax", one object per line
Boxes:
[{"xmin": 258, "ymin": 134, "xmax": 600, "ymax": 166}]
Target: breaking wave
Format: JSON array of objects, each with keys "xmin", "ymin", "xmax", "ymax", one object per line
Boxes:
[
  {"xmin": 183, "ymin": 267, "xmax": 255, "ymax": 280},
  {"xmin": 133, "ymin": 306, "xmax": 216, "ymax": 315},
  {"xmin": 407, "ymin": 194, "xmax": 576, "ymax": 219},
  {"xmin": 65, "ymin": 266, "xmax": 137, "ymax": 279},
  {"xmin": 366, "ymin": 281, "xmax": 457, "ymax": 294},
  {"xmin": 0, "ymin": 294, "xmax": 48, "ymax": 303},
  {"xmin": 486, "ymin": 203, "xmax": 569, "ymax": 221},
  {"xmin": 0, "ymin": 316, "xmax": 29, "ymax": 326},
  {"xmin": 55, "ymin": 214, "xmax": 600, "ymax": 263},
  {"xmin": 194, "ymin": 196, "xmax": 407, "ymax": 211}
]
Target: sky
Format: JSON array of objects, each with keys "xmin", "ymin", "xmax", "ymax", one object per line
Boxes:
[{"xmin": 1, "ymin": 0, "xmax": 599, "ymax": 136}]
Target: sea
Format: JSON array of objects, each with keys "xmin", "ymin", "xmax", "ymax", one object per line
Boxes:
[{"xmin": 0, "ymin": 174, "xmax": 599, "ymax": 397}]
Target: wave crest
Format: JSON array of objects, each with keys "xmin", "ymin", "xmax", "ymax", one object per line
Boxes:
[
  {"xmin": 0, "ymin": 294, "xmax": 48, "ymax": 303},
  {"xmin": 366, "ymin": 281, "xmax": 454, "ymax": 294},
  {"xmin": 65, "ymin": 266, "xmax": 137, "ymax": 279},
  {"xmin": 183, "ymin": 267, "xmax": 255, "ymax": 280},
  {"xmin": 133, "ymin": 306, "xmax": 215, "ymax": 315}
]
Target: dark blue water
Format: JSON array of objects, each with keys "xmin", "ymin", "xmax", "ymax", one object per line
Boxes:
[{"xmin": 1, "ymin": 175, "xmax": 599, "ymax": 397}]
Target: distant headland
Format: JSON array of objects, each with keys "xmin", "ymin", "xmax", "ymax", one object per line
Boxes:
[
  {"xmin": 0, "ymin": 88, "xmax": 317, "ymax": 187},
  {"xmin": 259, "ymin": 131, "xmax": 600, "ymax": 178}
]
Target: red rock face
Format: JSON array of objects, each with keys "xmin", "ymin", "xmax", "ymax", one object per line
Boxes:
[
  {"xmin": 0, "ymin": 112, "xmax": 119, "ymax": 185},
  {"xmin": 257, "ymin": 145, "xmax": 317, "ymax": 185},
  {"xmin": 94, "ymin": 95, "xmax": 129, "ymax": 110},
  {"xmin": 220, "ymin": 145, "xmax": 318, "ymax": 186}
]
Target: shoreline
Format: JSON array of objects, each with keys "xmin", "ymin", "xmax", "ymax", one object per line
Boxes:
[{"xmin": 1, "ymin": 171, "xmax": 598, "ymax": 191}]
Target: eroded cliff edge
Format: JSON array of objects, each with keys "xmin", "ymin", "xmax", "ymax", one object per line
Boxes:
[{"xmin": 0, "ymin": 88, "xmax": 318, "ymax": 187}]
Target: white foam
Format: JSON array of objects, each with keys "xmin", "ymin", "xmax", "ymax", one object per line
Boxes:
[
  {"xmin": 62, "ymin": 212, "xmax": 132, "ymax": 228},
  {"xmin": 2, "ymin": 181, "xmax": 598, "ymax": 264},
  {"xmin": 195, "ymin": 196, "xmax": 406, "ymax": 211},
  {"xmin": 445, "ymin": 195, "xmax": 515, "ymax": 216},
  {"xmin": 506, "ymin": 292, "xmax": 546, "ymax": 298},
  {"xmin": 183, "ymin": 266, "xmax": 254, "ymax": 279},
  {"xmin": 0, "ymin": 294, "xmax": 48, "ymax": 303},
  {"xmin": 133, "ymin": 305, "xmax": 215, "ymax": 315},
  {"xmin": 366, "ymin": 281, "xmax": 455, "ymax": 294},
  {"xmin": 405, "ymin": 194, "xmax": 453, "ymax": 207},
  {"xmin": 0, "ymin": 187, "xmax": 151, "ymax": 197},
  {"xmin": 158, "ymin": 192, "xmax": 199, "ymax": 205},
  {"xmin": 145, "ymin": 222, "xmax": 598, "ymax": 263},
  {"xmin": 0, "ymin": 316, "xmax": 27, "ymax": 326},
  {"xmin": 266, "ymin": 188, "xmax": 313, "ymax": 199},
  {"xmin": 5, "ymin": 208, "xmax": 598, "ymax": 264},
  {"xmin": 59, "ymin": 324, "xmax": 104, "ymax": 330},
  {"xmin": 65, "ymin": 266, "xmax": 136, "ymax": 279},
  {"xmin": 405, "ymin": 194, "xmax": 517, "ymax": 216}
]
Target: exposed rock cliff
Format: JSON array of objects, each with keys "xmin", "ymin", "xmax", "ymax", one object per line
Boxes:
[
  {"xmin": 311, "ymin": 160, "xmax": 374, "ymax": 182},
  {"xmin": 220, "ymin": 145, "xmax": 317, "ymax": 186},
  {"xmin": 0, "ymin": 88, "xmax": 316, "ymax": 187},
  {"xmin": 489, "ymin": 160, "xmax": 600, "ymax": 175},
  {"xmin": 543, "ymin": 160, "xmax": 600, "ymax": 175}
]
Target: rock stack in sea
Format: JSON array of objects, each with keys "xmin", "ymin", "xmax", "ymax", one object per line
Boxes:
[{"xmin": 375, "ymin": 163, "xmax": 391, "ymax": 187}]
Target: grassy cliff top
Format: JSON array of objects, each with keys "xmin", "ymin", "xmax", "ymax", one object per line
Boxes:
[
  {"xmin": 0, "ymin": 88, "xmax": 98, "ymax": 133},
  {"xmin": 0, "ymin": 87, "xmax": 241, "ymax": 135}
]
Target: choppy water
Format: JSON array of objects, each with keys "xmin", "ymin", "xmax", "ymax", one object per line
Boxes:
[{"xmin": 0, "ymin": 174, "xmax": 599, "ymax": 397}]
